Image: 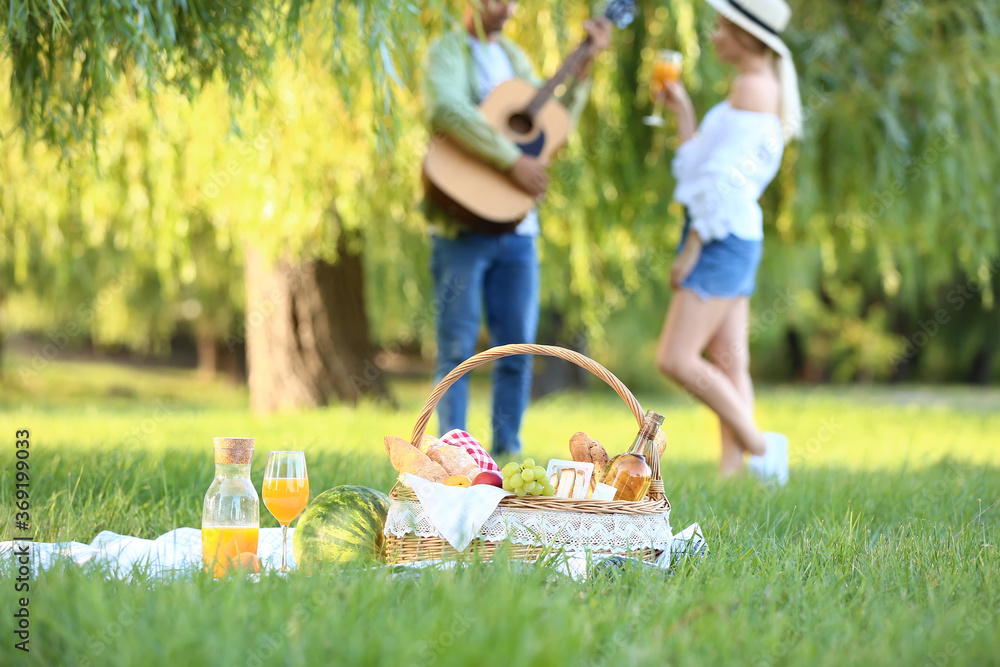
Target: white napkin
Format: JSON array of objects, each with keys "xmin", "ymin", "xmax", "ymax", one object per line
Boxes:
[
  {"xmin": 405, "ymin": 473, "xmax": 512, "ymax": 552},
  {"xmin": 657, "ymin": 522, "xmax": 708, "ymax": 568}
]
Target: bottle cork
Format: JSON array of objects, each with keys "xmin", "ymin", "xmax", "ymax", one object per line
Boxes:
[{"xmin": 214, "ymin": 437, "xmax": 255, "ymax": 464}]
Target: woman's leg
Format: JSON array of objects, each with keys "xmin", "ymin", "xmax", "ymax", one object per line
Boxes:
[
  {"xmin": 706, "ymin": 297, "xmax": 754, "ymax": 476},
  {"xmin": 657, "ymin": 290, "xmax": 765, "ymax": 456}
]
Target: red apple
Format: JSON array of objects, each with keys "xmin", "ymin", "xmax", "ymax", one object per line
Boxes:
[{"xmin": 472, "ymin": 471, "xmax": 504, "ymax": 488}]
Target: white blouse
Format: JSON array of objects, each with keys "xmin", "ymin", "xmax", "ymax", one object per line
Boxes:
[{"xmin": 671, "ymin": 101, "xmax": 784, "ymax": 242}]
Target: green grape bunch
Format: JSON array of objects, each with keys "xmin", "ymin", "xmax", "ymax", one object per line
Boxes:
[{"xmin": 501, "ymin": 458, "xmax": 554, "ymax": 497}]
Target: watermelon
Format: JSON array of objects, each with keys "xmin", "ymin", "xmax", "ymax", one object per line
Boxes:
[{"xmin": 292, "ymin": 485, "xmax": 390, "ymax": 572}]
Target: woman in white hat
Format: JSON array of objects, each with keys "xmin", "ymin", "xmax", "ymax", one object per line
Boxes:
[{"xmin": 655, "ymin": 0, "xmax": 801, "ymax": 484}]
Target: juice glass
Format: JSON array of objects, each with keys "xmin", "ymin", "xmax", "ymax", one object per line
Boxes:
[
  {"xmin": 263, "ymin": 451, "xmax": 309, "ymax": 572},
  {"xmin": 644, "ymin": 49, "xmax": 684, "ymax": 127}
]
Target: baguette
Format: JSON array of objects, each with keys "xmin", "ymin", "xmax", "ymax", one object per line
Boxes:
[
  {"xmin": 589, "ymin": 440, "xmax": 610, "ymax": 483},
  {"xmin": 384, "ymin": 436, "xmax": 448, "ymax": 482}
]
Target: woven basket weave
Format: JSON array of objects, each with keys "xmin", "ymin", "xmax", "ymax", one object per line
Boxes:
[{"xmin": 383, "ymin": 344, "xmax": 671, "ymax": 564}]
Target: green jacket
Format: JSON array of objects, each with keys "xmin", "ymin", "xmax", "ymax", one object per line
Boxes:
[{"xmin": 423, "ymin": 29, "xmax": 593, "ymax": 233}]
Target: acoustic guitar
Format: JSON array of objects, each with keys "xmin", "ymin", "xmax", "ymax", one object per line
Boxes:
[{"xmin": 423, "ymin": 1, "xmax": 636, "ymax": 234}]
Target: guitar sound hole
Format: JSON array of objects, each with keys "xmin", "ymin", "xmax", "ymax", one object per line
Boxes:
[{"xmin": 508, "ymin": 113, "xmax": 533, "ymax": 136}]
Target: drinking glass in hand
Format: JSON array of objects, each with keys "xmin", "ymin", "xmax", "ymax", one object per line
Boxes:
[
  {"xmin": 643, "ymin": 49, "xmax": 684, "ymax": 127},
  {"xmin": 263, "ymin": 451, "xmax": 309, "ymax": 572}
]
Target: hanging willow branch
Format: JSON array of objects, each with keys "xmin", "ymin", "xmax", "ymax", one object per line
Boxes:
[{"xmin": 0, "ymin": 0, "xmax": 453, "ymax": 146}]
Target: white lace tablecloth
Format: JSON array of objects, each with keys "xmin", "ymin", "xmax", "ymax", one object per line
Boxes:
[
  {"xmin": 0, "ymin": 527, "xmax": 295, "ymax": 579},
  {"xmin": 384, "ymin": 499, "xmax": 674, "ymax": 554}
]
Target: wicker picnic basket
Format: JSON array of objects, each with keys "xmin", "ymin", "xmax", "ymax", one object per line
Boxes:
[{"xmin": 382, "ymin": 344, "xmax": 672, "ymax": 564}]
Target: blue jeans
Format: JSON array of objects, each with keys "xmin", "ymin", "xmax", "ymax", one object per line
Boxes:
[{"xmin": 431, "ymin": 232, "xmax": 539, "ymax": 456}]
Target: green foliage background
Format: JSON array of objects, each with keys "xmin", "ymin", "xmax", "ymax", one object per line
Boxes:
[{"xmin": 1, "ymin": 0, "xmax": 998, "ymax": 388}]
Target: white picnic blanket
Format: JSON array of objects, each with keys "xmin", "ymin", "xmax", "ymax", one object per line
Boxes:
[
  {"xmin": 0, "ymin": 524, "xmax": 707, "ymax": 581},
  {"xmin": 0, "ymin": 527, "xmax": 295, "ymax": 579}
]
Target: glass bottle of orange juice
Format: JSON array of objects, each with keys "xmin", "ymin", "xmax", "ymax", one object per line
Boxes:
[{"xmin": 202, "ymin": 437, "xmax": 260, "ymax": 578}]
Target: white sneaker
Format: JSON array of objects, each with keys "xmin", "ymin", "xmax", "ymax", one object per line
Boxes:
[{"xmin": 747, "ymin": 432, "xmax": 789, "ymax": 486}]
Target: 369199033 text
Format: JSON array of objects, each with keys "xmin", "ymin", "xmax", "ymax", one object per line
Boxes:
[{"xmin": 12, "ymin": 428, "xmax": 32, "ymax": 653}]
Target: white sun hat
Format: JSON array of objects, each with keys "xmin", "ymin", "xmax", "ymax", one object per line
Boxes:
[{"xmin": 703, "ymin": 0, "xmax": 803, "ymax": 142}]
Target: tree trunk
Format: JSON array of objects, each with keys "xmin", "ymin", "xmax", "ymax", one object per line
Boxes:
[
  {"xmin": 785, "ymin": 328, "xmax": 806, "ymax": 381},
  {"xmin": 216, "ymin": 341, "xmax": 246, "ymax": 384},
  {"xmin": 244, "ymin": 229, "xmax": 389, "ymax": 413},
  {"xmin": 967, "ymin": 344, "xmax": 994, "ymax": 385},
  {"xmin": 195, "ymin": 332, "xmax": 218, "ymax": 380}
]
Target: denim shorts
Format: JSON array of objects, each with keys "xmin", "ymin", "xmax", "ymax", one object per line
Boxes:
[{"xmin": 677, "ymin": 209, "xmax": 763, "ymax": 300}]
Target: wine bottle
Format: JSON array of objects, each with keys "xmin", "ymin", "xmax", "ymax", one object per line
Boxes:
[{"xmin": 603, "ymin": 410, "xmax": 664, "ymax": 501}]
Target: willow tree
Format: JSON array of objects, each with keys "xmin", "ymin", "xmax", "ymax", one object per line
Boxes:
[
  {"xmin": 190, "ymin": 21, "xmax": 436, "ymax": 409},
  {"xmin": 0, "ymin": 71, "xmax": 245, "ymax": 382},
  {"xmin": 0, "ymin": 0, "xmax": 448, "ymax": 404}
]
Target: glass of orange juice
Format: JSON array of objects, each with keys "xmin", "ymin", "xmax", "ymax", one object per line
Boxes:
[
  {"xmin": 643, "ymin": 49, "xmax": 684, "ymax": 127},
  {"xmin": 263, "ymin": 450, "xmax": 310, "ymax": 572}
]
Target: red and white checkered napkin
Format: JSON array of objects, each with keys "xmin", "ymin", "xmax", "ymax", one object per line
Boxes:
[{"xmin": 439, "ymin": 429, "xmax": 500, "ymax": 474}]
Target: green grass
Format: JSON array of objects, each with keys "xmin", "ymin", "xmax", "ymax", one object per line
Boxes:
[{"xmin": 1, "ymin": 352, "xmax": 999, "ymax": 666}]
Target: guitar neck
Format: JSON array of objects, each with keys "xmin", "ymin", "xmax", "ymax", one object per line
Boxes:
[{"xmin": 523, "ymin": 37, "xmax": 593, "ymax": 118}]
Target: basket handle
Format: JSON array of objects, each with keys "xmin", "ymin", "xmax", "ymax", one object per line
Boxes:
[{"xmin": 410, "ymin": 343, "xmax": 644, "ymax": 445}]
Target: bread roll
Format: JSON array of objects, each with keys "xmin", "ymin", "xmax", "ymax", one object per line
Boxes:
[
  {"xmin": 569, "ymin": 432, "xmax": 595, "ymax": 463},
  {"xmin": 418, "ymin": 434, "xmax": 441, "ymax": 455},
  {"xmin": 426, "ymin": 444, "xmax": 481, "ymax": 479},
  {"xmin": 384, "ymin": 435, "xmax": 448, "ymax": 482}
]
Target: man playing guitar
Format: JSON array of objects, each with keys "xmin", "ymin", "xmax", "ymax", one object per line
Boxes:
[{"xmin": 424, "ymin": 1, "xmax": 611, "ymax": 457}]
